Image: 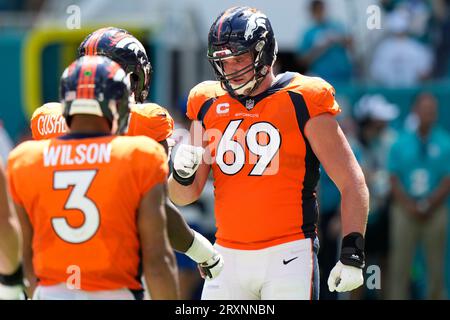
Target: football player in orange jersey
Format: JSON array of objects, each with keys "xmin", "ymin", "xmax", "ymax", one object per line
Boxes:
[
  {"xmin": 0, "ymin": 159, "xmax": 23, "ymax": 299},
  {"xmin": 78, "ymin": 27, "xmax": 223, "ymax": 281},
  {"xmin": 23, "ymin": 27, "xmax": 224, "ymax": 285},
  {"xmin": 8, "ymin": 56, "xmax": 180, "ymax": 299},
  {"xmin": 168, "ymin": 6, "xmax": 369, "ymax": 300}
]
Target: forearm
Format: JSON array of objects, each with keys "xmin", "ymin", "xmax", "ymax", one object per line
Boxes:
[
  {"xmin": 13, "ymin": 204, "xmax": 36, "ymax": 296},
  {"xmin": 168, "ymin": 163, "xmax": 210, "ymax": 206},
  {"xmin": 0, "ymin": 174, "xmax": 20, "ymax": 274},
  {"xmin": 339, "ymin": 179, "xmax": 369, "ymax": 237},
  {"xmin": 168, "ymin": 175, "xmax": 201, "ymax": 206},
  {"xmin": 0, "ymin": 223, "xmax": 20, "ymax": 274},
  {"xmin": 165, "ymin": 200, "xmax": 194, "ymax": 252},
  {"xmin": 144, "ymin": 251, "xmax": 179, "ymax": 300}
]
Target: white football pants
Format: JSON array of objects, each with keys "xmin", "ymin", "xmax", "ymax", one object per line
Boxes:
[{"xmin": 201, "ymin": 238, "xmax": 320, "ymax": 300}]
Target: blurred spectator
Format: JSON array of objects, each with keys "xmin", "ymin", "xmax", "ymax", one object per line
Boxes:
[
  {"xmin": 381, "ymin": 0, "xmax": 431, "ymax": 39},
  {"xmin": 387, "ymin": 92, "xmax": 450, "ymax": 299},
  {"xmin": 381, "ymin": 0, "xmax": 403, "ymax": 12},
  {"xmin": 350, "ymin": 94, "xmax": 399, "ymax": 299},
  {"xmin": 296, "ymin": 0, "xmax": 353, "ymax": 84},
  {"xmin": 0, "ymin": 121, "xmax": 13, "ymax": 164},
  {"xmin": 430, "ymin": 0, "xmax": 450, "ymax": 78},
  {"xmin": 370, "ymin": 8, "xmax": 434, "ymax": 87}
]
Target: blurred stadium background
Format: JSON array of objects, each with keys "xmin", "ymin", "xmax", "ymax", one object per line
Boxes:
[{"xmin": 0, "ymin": 0, "xmax": 449, "ymax": 300}]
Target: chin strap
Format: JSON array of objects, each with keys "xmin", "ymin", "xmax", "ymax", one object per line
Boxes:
[{"xmin": 226, "ymin": 68, "xmax": 268, "ymax": 99}]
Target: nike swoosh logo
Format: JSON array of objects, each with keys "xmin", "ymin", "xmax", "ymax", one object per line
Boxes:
[{"xmin": 283, "ymin": 257, "xmax": 299, "ymax": 265}]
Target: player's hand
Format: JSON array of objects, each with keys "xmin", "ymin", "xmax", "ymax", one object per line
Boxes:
[
  {"xmin": 198, "ymin": 252, "xmax": 224, "ymax": 280},
  {"xmin": 173, "ymin": 144, "xmax": 204, "ymax": 179},
  {"xmin": 327, "ymin": 261, "xmax": 363, "ymax": 292}
]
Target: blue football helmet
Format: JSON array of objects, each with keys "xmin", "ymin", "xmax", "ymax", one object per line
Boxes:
[
  {"xmin": 78, "ymin": 27, "xmax": 152, "ymax": 103},
  {"xmin": 207, "ymin": 6, "xmax": 278, "ymax": 98},
  {"xmin": 60, "ymin": 55, "xmax": 130, "ymax": 134}
]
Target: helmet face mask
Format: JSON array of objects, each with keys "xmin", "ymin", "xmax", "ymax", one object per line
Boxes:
[
  {"xmin": 207, "ymin": 7, "xmax": 277, "ymax": 98},
  {"xmin": 78, "ymin": 27, "xmax": 152, "ymax": 103},
  {"xmin": 209, "ymin": 41, "xmax": 269, "ymax": 96}
]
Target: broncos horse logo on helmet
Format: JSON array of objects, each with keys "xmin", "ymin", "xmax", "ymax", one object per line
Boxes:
[
  {"xmin": 244, "ymin": 12, "xmax": 268, "ymax": 41},
  {"xmin": 207, "ymin": 6, "xmax": 278, "ymax": 98},
  {"xmin": 78, "ymin": 27, "xmax": 152, "ymax": 103},
  {"xmin": 60, "ymin": 55, "xmax": 131, "ymax": 134}
]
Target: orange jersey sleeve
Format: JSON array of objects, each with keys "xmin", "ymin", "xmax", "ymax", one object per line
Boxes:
[
  {"xmin": 30, "ymin": 102, "xmax": 67, "ymax": 140},
  {"xmin": 289, "ymin": 75, "xmax": 341, "ymax": 118},
  {"xmin": 186, "ymin": 81, "xmax": 226, "ymax": 121},
  {"xmin": 127, "ymin": 103, "xmax": 174, "ymax": 142}
]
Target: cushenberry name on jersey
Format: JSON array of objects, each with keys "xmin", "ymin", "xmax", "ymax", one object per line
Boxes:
[
  {"xmin": 38, "ymin": 114, "xmax": 67, "ymax": 136},
  {"xmin": 43, "ymin": 143, "xmax": 111, "ymax": 167}
]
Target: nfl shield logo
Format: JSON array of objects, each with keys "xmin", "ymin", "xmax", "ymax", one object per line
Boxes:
[{"xmin": 245, "ymin": 99, "xmax": 255, "ymax": 110}]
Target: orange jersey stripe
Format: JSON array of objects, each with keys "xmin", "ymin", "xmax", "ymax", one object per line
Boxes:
[
  {"xmin": 86, "ymin": 29, "xmax": 103, "ymax": 56},
  {"xmin": 87, "ymin": 61, "xmax": 97, "ymax": 99},
  {"xmin": 76, "ymin": 63, "xmax": 87, "ymax": 98}
]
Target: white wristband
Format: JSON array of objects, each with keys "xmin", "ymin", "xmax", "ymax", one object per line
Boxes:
[{"xmin": 185, "ymin": 230, "xmax": 216, "ymax": 264}]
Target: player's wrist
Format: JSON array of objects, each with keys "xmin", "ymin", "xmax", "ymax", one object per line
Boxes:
[
  {"xmin": 339, "ymin": 232, "xmax": 365, "ymax": 269},
  {"xmin": 185, "ymin": 230, "xmax": 216, "ymax": 263},
  {"xmin": 172, "ymin": 169, "xmax": 196, "ymax": 186}
]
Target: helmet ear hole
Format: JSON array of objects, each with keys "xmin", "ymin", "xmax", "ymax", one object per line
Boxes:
[
  {"xmin": 261, "ymin": 66, "xmax": 269, "ymax": 75},
  {"xmin": 255, "ymin": 40, "xmax": 265, "ymax": 52}
]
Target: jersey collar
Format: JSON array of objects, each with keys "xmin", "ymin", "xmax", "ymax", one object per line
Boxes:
[
  {"xmin": 57, "ymin": 132, "xmax": 112, "ymax": 140},
  {"xmin": 235, "ymin": 72, "xmax": 296, "ymax": 110}
]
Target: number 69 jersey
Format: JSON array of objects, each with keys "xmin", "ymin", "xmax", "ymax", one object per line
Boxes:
[
  {"xmin": 7, "ymin": 134, "xmax": 168, "ymax": 291},
  {"xmin": 186, "ymin": 72, "xmax": 341, "ymax": 250}
]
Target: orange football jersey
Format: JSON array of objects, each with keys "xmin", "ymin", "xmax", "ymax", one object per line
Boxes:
[
  {"xmin": 7, "ymin": 134, "xmax": 168, "ymax": 290},
  {"xmin": 30, "ymin": 103, "xmax": 67, "ymax": 140},
  {"xmin": 186, "ymin": 72, "xmax": 341, "ymax": 250},
  {"xmin": 127, "ymin": 103, "xmax": 174, "ymax": 142}
]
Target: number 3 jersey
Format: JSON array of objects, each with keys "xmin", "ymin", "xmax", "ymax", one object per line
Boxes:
[
  {"xmin": 7, "ymin": 134, "xmax": 168, "ymax": 291},
  {"xmin": 186, "ymin": 72, "xmax": 341, "ymax": 250}
]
